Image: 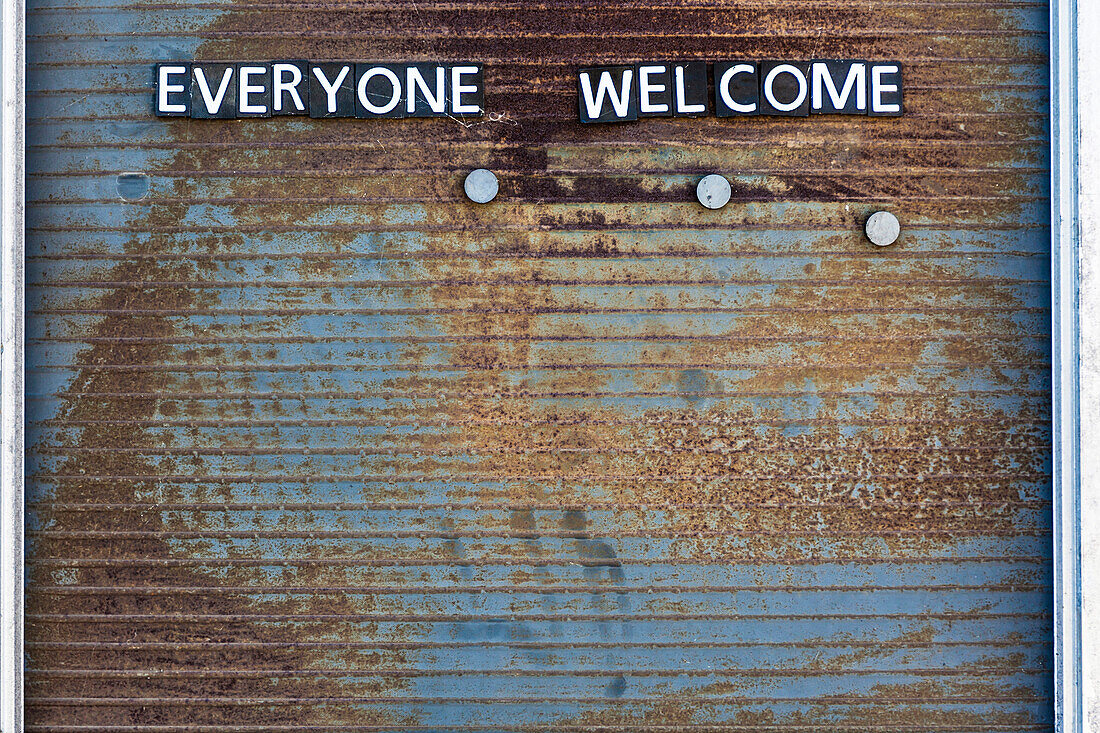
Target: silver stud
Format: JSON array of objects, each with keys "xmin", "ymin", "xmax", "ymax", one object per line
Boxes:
[
  {"xmin": 865, "ymin": 211, "xmax": 901, "ymax": 246},
  {"xmin": 116, "ymin": 172, "xmax": 149, "ymax": 201},
  {"xmin": 696, "ymin": 174, "xmax": 731, "ymax": 210},
  {"xmin": 464, "ymin": 169, "xmax": 499, "ymax": 204}
]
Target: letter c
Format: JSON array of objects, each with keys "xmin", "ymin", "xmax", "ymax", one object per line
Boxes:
[{"xmin": 719, "ymin": 64, "xmax": 758, "ymax": 113}]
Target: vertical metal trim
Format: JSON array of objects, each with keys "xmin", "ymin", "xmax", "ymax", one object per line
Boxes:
[
  {"xmin": 1073, "ymin": 0, "xmax": 1100, "ymax": 727},
  {"xmin": 1051, "ymin": 0, "xmax": 1082, "ymax": 731},
  {"xmin": 1, "ymin": 0, "xmax": 25, "ymax": 726}
]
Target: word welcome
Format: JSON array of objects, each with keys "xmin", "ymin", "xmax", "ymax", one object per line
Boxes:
[
  {"xmin": 155, "ymin": 62, "xmax": 485, "ymax": 118},
  {"xmin": 576, "ymin": 61, "xmax": 903, "ymax": 122}
]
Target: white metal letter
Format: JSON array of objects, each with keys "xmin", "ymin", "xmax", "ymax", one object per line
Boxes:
[
  {"xmin": 638, "ymin": 65, "xmax": 669, "ymax": 114},
  {"xmin": 811, "ymin": 61, "xmax": 866, "ymax": 111},
  {"xmin": 238, "ymin": 65, "xmax": 268, "ymax": 115},
  {"xmin": 194, "ymin": 66, "xmax": 234, "ymax": 115},
  {"xmin": 579, "ymin": 69, "xmax": 633, "ymax": 119},
  {"xmin": 406, "ymin": 65, "xmax": 445, "ymax": 114},
  {"xmin": 272, "ymin": 63, "xmax": 305, "ymax": 113},
  {"xmin": 358, "ymin": 67, "xmax": 401, "ymax": 115},
  {"xmin": 312, "ymin": 65, "xmax": 350, "ymax": 114},
  {"xmin": 450, "ymin": 66, "xmax": 481, "ymax": 114},
  {"xmin": 763, "ymin": 64, "xmax": 808, "ymax": 112},
  {"xmin": 719, "ymin": 64, "xmax": 758, "ymax": 113},
  {"xmin": 157, "ymin": 65, "xmax": 187, "ymax": 114},
  {"xmin": 870, "ymin": 65, "xmax": 901, "ymax": 114},
  {"xmin": 675, "ymin": 66, "xmax": 706, "ymax": 114}
]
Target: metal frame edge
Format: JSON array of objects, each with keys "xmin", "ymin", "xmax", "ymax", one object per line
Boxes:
[
  {"xmin": 1, "ymin": 0, "xmax": 25, "ymax": 726},
  {"xmin": 1051, "ymin": 0, "xmax": 1085, "ymax": 731}
]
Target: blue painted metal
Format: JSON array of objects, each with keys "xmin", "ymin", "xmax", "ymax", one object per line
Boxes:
[{"xmin": 23, "ymin": 0, "xmax": 1053, "ymax": 730}]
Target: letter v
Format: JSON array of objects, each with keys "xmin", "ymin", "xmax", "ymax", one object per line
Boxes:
[{"xmin": 194, "ymin": 66, "xmax": 234, "ymax": 115}]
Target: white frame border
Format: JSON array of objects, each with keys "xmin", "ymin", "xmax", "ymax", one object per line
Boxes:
[
  {"xmin": 0, "ymin": 0, "xmax": 1093, "ymax": 731},
  {"xmin": 1065, "ymin": 0, "xmax": 1100, "ymax": 729},
  {"xmin": 1, "ymin": 0, "xmax": 24, "ymax": 726},
  {"xmin": 1051, "ymin": 0, "xmax": 1083, "ymax": 732}
]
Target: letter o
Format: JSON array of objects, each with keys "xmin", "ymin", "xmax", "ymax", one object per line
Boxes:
[
  {"xmin": 763, "ymin": 64, "xmax": 808, "ymax": 112},
  {"xmin": 358, "ymin": 67, "xmax": 401, "ymax": 114}
]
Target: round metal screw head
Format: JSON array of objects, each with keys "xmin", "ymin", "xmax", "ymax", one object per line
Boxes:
[
  {"xmin": 696, "ymin": 174, "xmax": 731, "ymax": 210},
  {"xmin": 865, "ymin": 211, "xmax": 901, "ymax": 246},
  {"xmin": 464, "ymin": 169, "xmax": 499, "ymax": 204}
]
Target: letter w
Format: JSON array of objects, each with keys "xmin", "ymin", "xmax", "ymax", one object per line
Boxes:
[{"xmin": 580, "ymin": 70, "xmax": 633, "ymax": 119}]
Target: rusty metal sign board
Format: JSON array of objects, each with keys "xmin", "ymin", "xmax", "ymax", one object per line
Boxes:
[{"xmin": 24, "ymin": 0, "xmax": 1052, "ymax": 730}]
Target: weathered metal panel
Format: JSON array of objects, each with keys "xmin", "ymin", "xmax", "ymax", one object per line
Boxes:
[{"xmin": 23, "ymin": 0, "xmax": 1053, "ymax": 730}]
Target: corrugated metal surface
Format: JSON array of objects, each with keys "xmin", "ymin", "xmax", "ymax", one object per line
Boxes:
[{"xmin": 23, "ymin": 1, "xmax": 1053, "ymax": 730}]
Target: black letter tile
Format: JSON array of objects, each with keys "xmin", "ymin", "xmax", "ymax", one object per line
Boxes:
[
  {"xmin": 355, "ymin": 64, "xmax": 408, "ymax": 119},
  {"xmin": 154, "ymin": 63, "xmax": 190, "ymax": 117},
  {"xmin": 271, "ymin": 60, "xmax": 309, "ymax": 116},
  {"xmin": 671, "ymin": 61, "xmax": 708, "ymax": 117},
  {"xmin": 237, "ymin": 63, "xmax": 271, "ymax": 118},
  {"xmin": 714, "ymin": 61, "xmax": 758, "ymax": 117},
  {"xmin": 810, "ymin": 60, "xmax": 867, "ymax": 115},
  {"xmin": 191, "ymin": 63, "xmax": 236, "ymax": 119},
  {"xmin": 759, "ymin": 61, "xmax": 810, "ymax": 117},
  {"xmin": 577, "ymin": 66, "xmax": 638, "ymax": 123},
  {"xmin": 636, "ymin": 64, "xmax": 673, "ymax": 118},
  {"xmin": 309, "ymin": 63, "xmax": 355, "ymax": 118},
  {"xmin": 868, "ymin": 62, "xmax": 904, "ymax": 117},
  {"xmin": 449, "ymin": 64, "xmax": 484, "ymax": 116}
]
